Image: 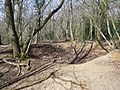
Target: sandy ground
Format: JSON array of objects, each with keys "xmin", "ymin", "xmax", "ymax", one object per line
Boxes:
[
  {"xmin": 3, "ymin": 50, "xmax": 120, "ymax": 90},
  {"xmin": 1, "ymin": 42, "xmax": 116, "ymax": 90}
]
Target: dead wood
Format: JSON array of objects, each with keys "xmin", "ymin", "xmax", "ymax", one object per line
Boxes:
[
  {"xmin": 78, "ymin": 43, "xmax": 93, "ymax": 62},
  {"xmin": 0, "ymin": 61, "xmax": 56, "ymax": 89},
  {"xmin": 15, "ymin": 70, "xmax": 58, "ymax": 90},
  {"xmin": 3, "ymin": 58, "xmax": 31, "ymax": 76},
  {"xmin": 69, "ymin": 42, "xmax": 93, "ymax": 64},
  {"xmin": 97, "ymin": 39, "xmax": 109, "ymax": 53}
]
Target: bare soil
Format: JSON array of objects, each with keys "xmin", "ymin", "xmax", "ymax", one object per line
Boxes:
[{"xmin": 0, "ymin": 42, "xmax": 108, "ymax": 89}]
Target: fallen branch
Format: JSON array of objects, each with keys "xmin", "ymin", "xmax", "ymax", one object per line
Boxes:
[
  {"xmin": 79, "ymin": 43, "xmax": 93, "ymax": 62},
  {"xmin": 15, "ymin": 70, "xmax": 58, "ymax": 90},
  {"xmin": 0, "ymin": 60, "xmax": 56, "ymax": 89},
  {"xmin": 97, "ymin": 39, "xmax": 109, "ymax": 53},
  {"xmin": 69, "ymin": 42, "xmax": 93, "ymax": 64},
  {"xmin": 69, "ymin": 42, "xmax": 86, "ymax": 64}
]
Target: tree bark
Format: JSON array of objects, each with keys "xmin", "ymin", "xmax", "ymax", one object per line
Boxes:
[
  {"xmin": 69, "ymin": 0, "xmax": 74, "ymax": 41},
  {"xmin": 0, "ymin": 35, "xmax": 2, "ymax": 45},
  {"xmin": 5, "ymin": 0, "xmax": 21, "ymax": 58}
]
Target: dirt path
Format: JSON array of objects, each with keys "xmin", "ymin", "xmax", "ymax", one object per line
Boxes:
[{"xmin": 2, "ymin": 50, "xmax": 120, "ymax": 90}]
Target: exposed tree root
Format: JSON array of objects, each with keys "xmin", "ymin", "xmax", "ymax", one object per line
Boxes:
[
  {"xmin": 3, "ymin": 58, "xmax": 31, "ymax": 76},
  {"xmin": 52, "ymin": 73, "xmax": 87, "ymax": 90},
  {"xmin": 0, "ymin": 60, "xmax": 56, "ymax": 89}
]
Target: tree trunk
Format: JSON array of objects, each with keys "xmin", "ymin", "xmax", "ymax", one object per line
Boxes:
[
  {"xmin": 0, "ymin": 35, "xmax": 2, "ymax": 45},
  {"xmin": 5, "ymin": 0, "xmax": 21, "ymax": 58},
  {"xmin": 69, "ymin": 0, "xmax": 74, "ymax": 41},
  {"xmin": 90, "ymin": 18, "xmax": 93, "ymax": 40}
]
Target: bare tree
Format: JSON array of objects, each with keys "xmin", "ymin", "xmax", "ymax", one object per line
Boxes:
[{"xmin": 4, "ymin": 0, "xmax": 65, "ymax": 75}]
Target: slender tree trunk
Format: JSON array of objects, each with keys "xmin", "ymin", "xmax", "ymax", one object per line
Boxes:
[
  {"xmin": 90, "ymin": 18, "xmax": 93, "ymax": 40},
  {"xmin": 5, "ymin": 0, "xmax": 21, "ymax": 58},
  {"xmin": 17, "ymin": 0, "xmax": 23, "ymax": 44},
  {"xmin": 69, "ymin": 0, "xmax": 74, "ymax": 41},
  {"xmin": 0, "ymin": 35, "xmax": 2, "ymax": 45}
]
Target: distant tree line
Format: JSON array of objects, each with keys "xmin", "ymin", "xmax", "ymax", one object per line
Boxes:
[{"xmin": 0, "ymin": 0, "xmax": 120, "ymax": 57}]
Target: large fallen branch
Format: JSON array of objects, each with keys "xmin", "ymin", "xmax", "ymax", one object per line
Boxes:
[{"xmin": 0, "ymin": 61, "xmax": 56, "ymax": 89}]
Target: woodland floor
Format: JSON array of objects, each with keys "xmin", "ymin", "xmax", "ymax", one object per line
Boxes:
[{"xmin": 0, "ymin": 41, "xmax": 108, "ymax": 89}]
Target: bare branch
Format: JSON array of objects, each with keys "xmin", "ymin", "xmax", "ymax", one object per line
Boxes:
[
  {"xmin": 80, "ymin": 43, "xmax": 93, "ymax": 60},
  {"xmin": 33, "ymin": 0, "xmax": 65, "ymax": 36},
  {"xmin": 69, "ymin": 42, "xmax": 87, "ymax": 64}
]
